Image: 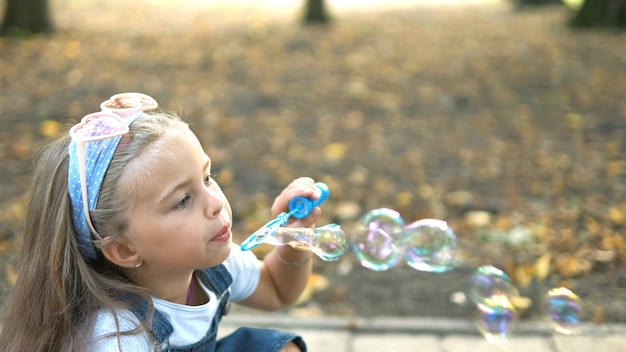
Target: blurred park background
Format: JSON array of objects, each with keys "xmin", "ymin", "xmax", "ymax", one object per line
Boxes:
[{"xmin": 0, "ymin": 0, "xmax": 625, "ymax": 324}]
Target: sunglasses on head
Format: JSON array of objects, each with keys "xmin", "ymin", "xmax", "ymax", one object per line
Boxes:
[{"xmin": 100, "ymin": 92, "xmax": 158, "ymax": 117}]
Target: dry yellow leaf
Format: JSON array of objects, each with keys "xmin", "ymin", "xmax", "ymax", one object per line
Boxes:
[
  {"xmin": 609, "ymin": 207, "xmax": 625, "ymax": 226},
  {"xmin": 9, "ymin": 201, "xmax": 25, "ymax": 222},
  {"xmin": 418, "ymin": 184, "xmax": 434, "ymax": 199},
  {"xmin": 551, "ymin": 175, "xmax": 564, "ymax": 195},
  {"xmin": 515, "ymin": 263, "xmax": 534, "ymax": 287},
  {"xmin": 0, "ymin": 239, "xmax": 12, "ymax": 253},
  {"xmin": 464, "ymin": 210, "xmax": 491, "ymax": 228},
  {"xmin": 6, "ymin": 264, "xmax": 18, "ymax": 286},
  {"xmin": 39, "ymin": 120, "xmax": 62, "ymax": 138},
  {"xmin": 602, "ymin": 233, "xmax": 626, "ymax": 252},
  {"xmin": 64, "ymin": 40, "xmax": 81, "ymax": 59},
  {"xmin": 216, "ymin": 167, "xmax": 234, "ymax": 187},
  {"xmin": 395, "ymin": 191, "xmax": 413, "ymax": 208},
  {"xmin": 555, "ymin": 255, "xmax": 591, "ymax": 277},
  {"xmin": 605, "ymin": 140, "xmax": 621, "ymax": 158},
  {"xmin": 592, "ymin": 306, "xmax": 605, "ymax": 324},
  {"xmin": 11, "ymin": 133, "xmax": 34, "ymax": 159},
  {"xmin": 606, "ymin": 161, "xmax": 624, "ymax": 177},
  {"xmin": 565, "ymin": 113, "xmax": 583, "ymax": 130},
  {"xmin": 510, "ymin": 295, "xmax": 532, "ymax": 311},
  {"xmin": 584, "ymin": 215, "xmax": 600, "ymax": 233},
  {"xmin": 534, "ymin": 253, "xmax": 551, "ymax": 281},
  {"xmin": 323, "ymin": 143, "xmax": 347, "ymax": 162}
]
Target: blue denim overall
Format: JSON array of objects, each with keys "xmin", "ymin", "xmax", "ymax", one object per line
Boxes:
[{"xmin": 129, "ymin": 265, "xmax": 307, "ymax": 352}]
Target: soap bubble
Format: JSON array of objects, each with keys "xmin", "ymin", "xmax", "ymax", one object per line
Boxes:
[
  {"xmin": 475, "ymin": 294, "xmax": 517, "ymax": 343},
  {"xmin": 469, "ymin": 265, "xmax": 519, "ymax": 305},
  {"xmin": 544, "ymin": 287, "xmax": 583, "ymax": 335},
  {"xmin": 403, "ymin": 219, "xmax": 458, "ymax": 273},
  {"xmin": 352, "ymin": 208, "xmax": 406, "ymax": 271},
  {"xmin": 272, "ymin": 224, "xmax": 349, "ymax": 261}
]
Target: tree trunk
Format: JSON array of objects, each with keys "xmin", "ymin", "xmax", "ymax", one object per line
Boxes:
[
  {"xmin": 513, "ymin": 0, "xmax": 563, "ymax": 9},
  {"xmin": 571, "ymin": 0, "xmax": 626, "ymax": 28},
  {"xmin": 1, "ymin": 0, "xmax": 54, "ymax": 36},
  {"xmin": 515, "ymin": 0, "xmax": 563, "ymax": 6},
  {"xmin": 302, "ymin": 0, "xmax": 330, "ymax": 24}
]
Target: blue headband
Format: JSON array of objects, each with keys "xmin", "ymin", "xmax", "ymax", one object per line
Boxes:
[{"xmin": 68, "ymin": 113, "xmax": 143, "ymax": 259}]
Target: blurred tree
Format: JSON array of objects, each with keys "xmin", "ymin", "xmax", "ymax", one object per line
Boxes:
[
  {"xmin": 302, "ymin": 0, "xmax": 331, "ymax": 24},
  {"xmin": 1, "ymin": 0, "xmax": 54, "ymax": 36},
  {"xmin": 571, "ymin": 0, "xmax": 626, "ymax": 28}
]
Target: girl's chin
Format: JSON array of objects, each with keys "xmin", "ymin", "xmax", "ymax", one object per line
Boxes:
[{"xmin": 208, "ymin": 241, "xmax": 232, "ymax": 265}]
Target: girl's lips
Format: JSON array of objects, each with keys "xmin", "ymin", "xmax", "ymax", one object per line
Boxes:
[{"xmin": 211, "ymin": 225, "xmax": 231, "ymax": 242}]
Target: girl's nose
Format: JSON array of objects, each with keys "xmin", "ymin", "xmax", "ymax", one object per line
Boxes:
[{"xmin": 204, "ymin": 188, "xmax": 225, "ymax": 218}]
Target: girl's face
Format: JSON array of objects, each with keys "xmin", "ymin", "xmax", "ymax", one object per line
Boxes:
[{"xmin": 122, "ymin": 129, "xmax": 232, "ymax": 274}]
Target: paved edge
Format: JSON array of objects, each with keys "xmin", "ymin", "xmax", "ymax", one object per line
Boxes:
[{"xmin": 220, "ymin": 313, "xmax": 626, "ymax": 337}]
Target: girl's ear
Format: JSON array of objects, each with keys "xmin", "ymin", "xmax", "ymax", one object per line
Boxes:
[{"xmin": 100, "ymin": 236, "xmax": 141, "ymax": 269}]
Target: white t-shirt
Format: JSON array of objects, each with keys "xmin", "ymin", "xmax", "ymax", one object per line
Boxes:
[{"xmin": 88, "ymin": 244, "xmax": 261, "ymax": 351}]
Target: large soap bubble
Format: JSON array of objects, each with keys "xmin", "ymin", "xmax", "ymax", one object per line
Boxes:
[
  {"xmin": 403, "ymin": 219, "xmax": 458, "ymax": 273},
  {"xmin": 352, "ymin": 208, "xmax": 406, "ymax": 271}
]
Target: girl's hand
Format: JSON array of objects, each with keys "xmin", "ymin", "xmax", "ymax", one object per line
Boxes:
[{"xmin": 271, "ymin": 177, "xmax": 321, "ymax": 229}]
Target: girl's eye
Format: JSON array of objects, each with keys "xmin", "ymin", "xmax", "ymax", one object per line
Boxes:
[
  {"xmin": 204, "ymin": 173, "xmax": 216, "ymax": 186},
  {"xmin": 174, "ymin": 195, "xmax": 191, "ymax": 210}
]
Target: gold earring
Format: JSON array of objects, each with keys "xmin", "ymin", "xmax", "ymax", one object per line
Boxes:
[{"xmin": 135, "ymin": 261, "xmax": 142, "ymax": 268}]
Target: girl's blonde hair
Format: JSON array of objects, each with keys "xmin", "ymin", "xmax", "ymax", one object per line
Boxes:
[{"xmin": 0, "ymin": 112, "xmax": 190, "ymax": 351}]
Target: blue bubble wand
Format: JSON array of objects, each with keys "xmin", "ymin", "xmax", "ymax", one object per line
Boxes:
[{"xmin": 239, "ymin": 182, "xmax": 349, "ymax": 261}]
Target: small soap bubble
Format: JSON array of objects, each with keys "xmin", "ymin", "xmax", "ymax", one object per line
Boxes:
[
  {"xmin": 475, "ymin": 294, "xmax": 517, "ymax": 344},
  {"xmin": 469, "ymin": 265, "xmax": 519, "ymax": 305},
  {"xmin": 352, "ymin": 208, "xmax": 406, "ymax": 271},
  {"xmin": 544, "ymin": 287, "xmax": 583, "ymax": 335},
  {"xmin": 403, "ymin": 219, "xmax": 458, "ymax": 273}
]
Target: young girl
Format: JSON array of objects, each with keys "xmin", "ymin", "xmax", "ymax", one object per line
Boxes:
[{"xmin": 0, "ymin": 93, "xmax": 320, "ymax": 352}]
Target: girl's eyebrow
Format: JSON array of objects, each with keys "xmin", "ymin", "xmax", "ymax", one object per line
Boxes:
[
  {"xmin": 158, "ymin": 180, "xmax": 190, "ymax": 205},
  {"xmin": 158, "ymin": 158, "xmax": 210, "ymax": 204}
]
